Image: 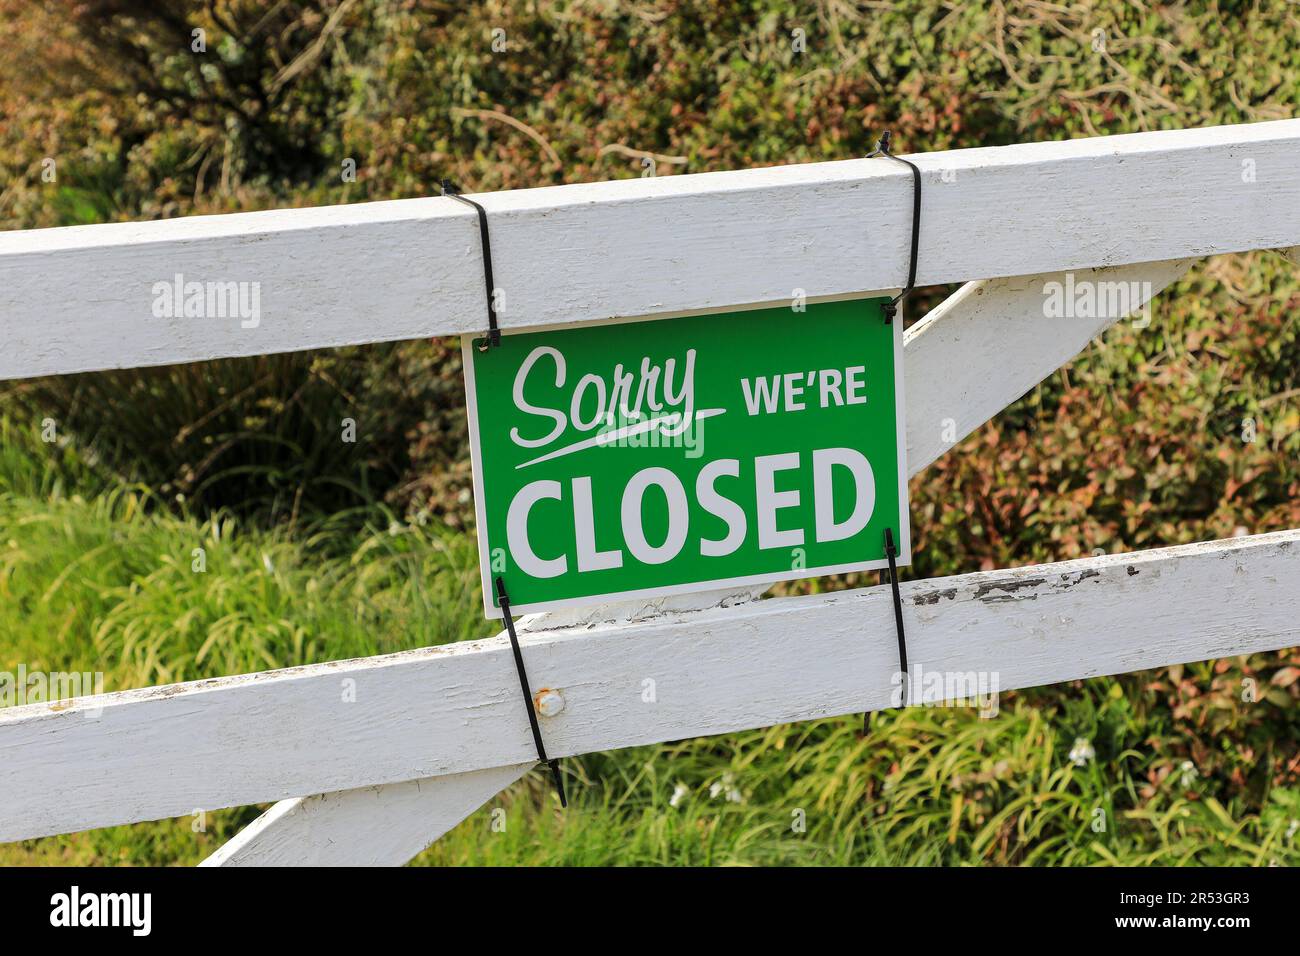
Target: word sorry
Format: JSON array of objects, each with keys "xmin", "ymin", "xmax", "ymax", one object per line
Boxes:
[{"xmin": 511, "ymin": 346, "xmax": 704, "ymax": 449}]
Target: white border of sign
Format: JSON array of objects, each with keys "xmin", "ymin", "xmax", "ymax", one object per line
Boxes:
[{"xmin": 462, "ymin": 303, "xmax": 912, "ymax": 619}]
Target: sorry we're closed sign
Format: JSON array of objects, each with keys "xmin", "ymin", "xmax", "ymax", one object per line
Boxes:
[{"xmin": 463, "ymin": 299, "xmax": 910, "ymax": 617}]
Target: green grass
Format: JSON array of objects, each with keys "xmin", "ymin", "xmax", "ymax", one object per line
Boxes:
[
  {"xmin": 0, "ymin": 463, "xmax": 484, "ymax": 689},
  {"xmin": 420, "ymin": 712, "xmax": 1300, "ymax": 867},
  {"xmin": 4, "ymin": 0, "xmax": 1300, "ymax": 868},
  {"xmin": 0, "ymin": 413, "xmax": 1295, "ymax": 867}
]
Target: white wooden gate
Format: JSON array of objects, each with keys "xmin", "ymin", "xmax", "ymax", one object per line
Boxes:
[{"xmin": 1, "ymin": 120, "xmax": 1298, "ymax": 864}]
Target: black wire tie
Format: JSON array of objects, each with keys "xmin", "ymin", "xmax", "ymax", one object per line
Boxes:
[
  {"xmin": 866, "ymin": 526, "xmax": 910, "ymax": 734},
  {"xmin": 441, "ymin": 179, "xmax": 500, "ymax": 350},
  {"xmin": 495, "ymin": 576, "xmax": 567, "ymax": 808},
  {"xmin": 867, "ymin": 131, "xmax": 922, "ymax": 326}
]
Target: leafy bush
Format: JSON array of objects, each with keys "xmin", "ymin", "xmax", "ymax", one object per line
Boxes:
[
  {"xmin": 1, "ymin": 0, "xmax": 1298, "ymax": 865},
  {"xmin": 4, "ymin": 0, "xmax": 1299, "ymax": 523},
  {"xmin": 6, "ymin": 344, "xmax": 462, "ymax": 524}
]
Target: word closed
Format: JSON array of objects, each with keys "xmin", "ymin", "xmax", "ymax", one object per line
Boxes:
[{"xmin": 463, "ymin": 300, "xmax": 910, "ymax": 617}]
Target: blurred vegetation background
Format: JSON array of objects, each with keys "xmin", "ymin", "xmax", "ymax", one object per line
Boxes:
[{"xmin": 0, "ymin": 0, "xmax": 1297, "ymax": 865}]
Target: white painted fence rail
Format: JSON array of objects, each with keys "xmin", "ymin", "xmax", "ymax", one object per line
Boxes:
[
  {"xmin": 1, "ymin": 119, "xmax": 1296, "ymax": 864},
  {"xmin": 1, "ymin": 120, "xmax": 1298, "ymax": 380},
  {"xmin": 2, "ymin": 529, "xmax": 1297, "ymax": 846}
]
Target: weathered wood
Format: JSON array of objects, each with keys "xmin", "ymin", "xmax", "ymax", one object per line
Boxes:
[
  {"xmin": 200, "ymin": 764, "xmax": 530, "ymax": 867},
  {"xmin": 5, "ymin": 257, "xmax": 1200, "ymax": 853},
  {"xmin": 1, "ymin": 120, "xmax": 1296, "ymax": 380},
  {"xmin": 2, "ymin": 529, "xmax": 1296, "ymax": 843},
  {"xmin": 1, "ymin": 119, "xmax": 1290, "ymax": 856},
  {"xmin": 204, "ymin": 587, "xmax": 762, "ymax": 865},
  {"xmin": 208, "ymin": 258, "xmax": 1191, "ymax": 865},
  {"xmin": 905, "ymin": 259, "xmax": 1192, "ymax": 473}
]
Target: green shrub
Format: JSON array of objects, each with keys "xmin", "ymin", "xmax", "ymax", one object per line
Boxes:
[
  {"xmin": 5, "ymin": 0, "xmax": 1299, "ymax": 525},
  {"xmin": 6, "ymin": 346, "xmax": 439, "ymax": 524},
  {"xmin": 2, "ymin": 0, "xmax": 1298, "ymax": 866}
]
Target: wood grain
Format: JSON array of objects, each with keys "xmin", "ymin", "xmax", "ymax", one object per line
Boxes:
[
  {"xmin": 201, "ymin": 765, "xmax": 530, "ymax": 867},
  {"xmin": 2, "ymin": 120, "xmax": 1296, "ymax": 380},
  {"xmin": 2, "ymin": 529, "xmax": 1296, "ymax": 843}
]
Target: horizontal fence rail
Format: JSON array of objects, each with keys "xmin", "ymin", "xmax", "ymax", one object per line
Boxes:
[
  {"xmin": 0, "ymin": 238, "xmax": 1221, "ymax": 846},
  {"xmin": 193, "ymin": 254, "xmax": 1200, "ymax": 865},
  {"xmin": 1, "ymin": 120, "xmax": 1297, "ymax": 861},
  {"xmin": 1, "ymin": 530, "xmax": 1296, "ymax": 843},
  {"xmin": 1, "ymin": 120, "xmax": 1298, "ymax": 380}
]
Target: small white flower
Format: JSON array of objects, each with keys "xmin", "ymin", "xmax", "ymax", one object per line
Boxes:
[
  {"xmin": 669, "ymin": 783, "xmax": 688, "ymax": 808},
  {"xmin": 1179, "ymin": 760, "xmax": 1199, "ymax": 787},
  {"xmin": 1068, "ymin": 737, "xmax": 1095, "ymax": 766},
  {"xmin": 1284, "ymin": 819, "xmax": 1298, "ymax": 842},
  {"xmin": 708, "ymin": 773, "xmax": 744, "ymax": 803}
]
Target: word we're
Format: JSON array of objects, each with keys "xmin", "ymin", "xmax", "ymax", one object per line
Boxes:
[{"xmin": 741, "ymin": 365, "xmax": 868, "ymax": 415}]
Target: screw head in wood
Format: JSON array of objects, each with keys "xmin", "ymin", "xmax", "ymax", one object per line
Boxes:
[{"xmin": 534, "ymin": 688, "xmax": 565, "ymax": 717}]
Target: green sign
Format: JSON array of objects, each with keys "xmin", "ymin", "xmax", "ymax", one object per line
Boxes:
[{"xmin": 463, "ymin": 299, "xmax": 910, "ymax": 618}]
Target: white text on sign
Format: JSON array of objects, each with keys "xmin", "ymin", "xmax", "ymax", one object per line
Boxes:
[{"xmin": 741, "ymin": 366, "xmax": 868, "ymax": 415}]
